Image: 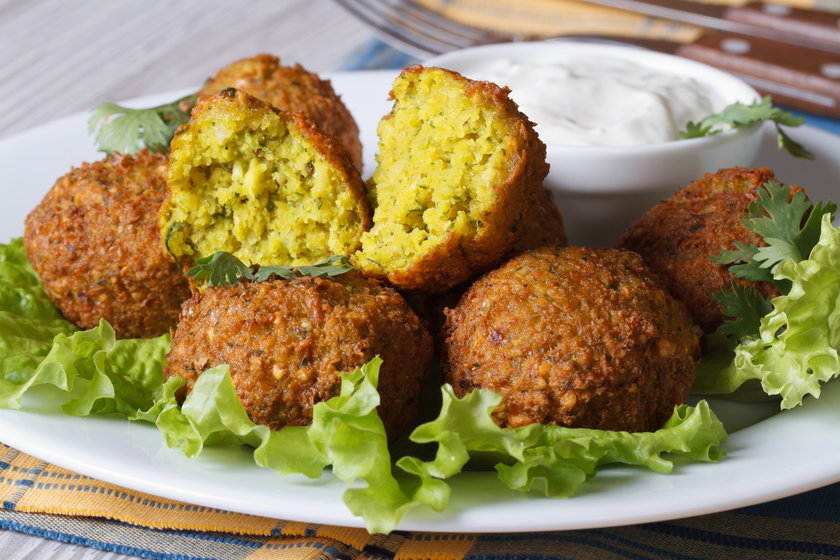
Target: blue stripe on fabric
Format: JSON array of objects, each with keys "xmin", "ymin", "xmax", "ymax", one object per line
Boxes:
[
  {"xmin": 322, "ymin": 544, "xmax": 353, "ymax": 560},
  {"xmin": 164, "ymin": 529, "xmax": 263, "ymax": 549},
  {"xmin": 737, "ymin": 482, "xmax": 840, "ymax": 522},
  {"xmin": 472, "ymin": 532, "xmax": 665, "ymax": 560},
  {"xmin": 0, "ymin": 519, "xmax": 216, "ymax": 560},
  {"xmin": 794, "ymin": 109, "xmax": 840, "ymax": 136},
  {"xmin": 589, "ymin": 529, "xmax": 702, "ymax": 560},
  {"xmin": 639, "ymin": 522, "xmax": 840, "ymax": 556}
]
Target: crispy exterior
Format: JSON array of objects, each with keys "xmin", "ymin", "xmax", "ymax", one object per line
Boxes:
[
  {"xmin": 405, "ymin": 187, "xmax": 566, "ymax": 346},
  {"xmin": 355, "ymin": 66, "xmax": 548, "ymax": 293},
  {"xmin": 618, "ymin": 167, "xmax": 786, "ymax": 333},
  {"xmin": 510, "ymin": 186, "xmax": 568, "ymax": 254},
  {"xmin": 24, "ymin": 150, "xmax": 191, "ymax": 338},
  {"xmin": 162, "ymin": 89, "xmax": 370, "ymax": 271},
  {"xmin": 199, "ymin": 54, "xmax": 362, "ymax": 171},
  {"xmin": 442, "ymin": 246, "xmax": 700, "ymax": 432},
  {"xmin": 164, "ymin": 273, "xmax": 433, "ymax": 439}
]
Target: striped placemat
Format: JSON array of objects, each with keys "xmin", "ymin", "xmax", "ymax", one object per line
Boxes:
[{"xmin": 3, "ymin": 442, "xmax": 840, "ymax": 559}]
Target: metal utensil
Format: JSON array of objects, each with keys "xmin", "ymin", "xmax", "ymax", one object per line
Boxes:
[
  {"xmin": 333, "ymin": 0, "xmax": 840, "ymax": 118},
  {"xmin": 583, "ymin": 0, "xmax": 840, "ymax": 53}
]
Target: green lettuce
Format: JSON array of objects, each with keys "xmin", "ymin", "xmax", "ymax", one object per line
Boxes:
[
  {"xmin": 0, "ymin": 238, "xmax": 171, "ymax": 414},
  {"xmin": 695, "ymin": 214, "xmax": 840, "ymax": 407},
  {"xmin": 0, "ymin": 237, "xmax": 729, "ymax": 533},
  {"xmin": 399, "ymin": 385, "xmax": 726, "ymax": 498},
  {"xmin": 136, "ymin": 358, "xmax": 449, "ymax": 534}
]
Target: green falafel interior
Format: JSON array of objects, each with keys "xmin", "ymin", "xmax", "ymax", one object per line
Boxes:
[{"xmin": 0, "ymin": 237, "xmax": 730, "ymax": 533}]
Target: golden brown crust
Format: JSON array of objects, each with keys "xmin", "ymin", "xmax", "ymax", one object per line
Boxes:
[
  {"xmin": 199, "ymin": 54, "xmax": 363, "ymax": 171},
  {"xmin": 359, "ymin": 65, "xmax": 549, "ymax": 293},
  {"xmin": 442, "ymin": 246, "xmax": 700, "ymax": 432},
  {"xmin": 24, "ymin": 150, "xmax": 191, "ymax": 338},
  {"xmin": 510, "ymin": 186, "xmax": 568, "ymax": 254},
  {"xmin": 164, "ymin": 273, "xmax": 433, "ymax": 439},
  {"xmin": 617, "ymin": 167, "xmax": 787, "ymax": 333}
]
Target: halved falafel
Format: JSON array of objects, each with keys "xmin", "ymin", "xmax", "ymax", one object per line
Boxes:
[
  {"xmin": 164, "ymin": 272, "xmax": 433, "ymax": 439},
  {"xmin": 198, "ymin": 54, "xmax": 363, "ymax": 171},
  {"xmin": 617, "ymin": 167, "xmax": 795, "ymax": 333},
  {"xmin": 353, "ymin": 66, "xmax": 549, "ymax": 293},
  {"xmin": 23, "ymin": 150, "xmax": 191, "ymax": 339},
  {"xmin": 442, "ymin": 246, "xmax": 700, "ymax": 432},
  {"xmin": 161, "ymin": 88, "xmax": 371, "ymax": 272}
]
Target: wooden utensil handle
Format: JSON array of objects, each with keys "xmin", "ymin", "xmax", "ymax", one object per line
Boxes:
[
  {"xmin": 725, "ymin": 2, "xmax": 840, "ymax": 49},
  {"xmin": 677, "ymin": 31, "xmax": 840, "ymax": 119}
]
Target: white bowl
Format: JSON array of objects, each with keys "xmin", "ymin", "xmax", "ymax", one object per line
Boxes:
[{"xmin": 425, "ymin": 41, "xmax": 763, "ymax": 246}]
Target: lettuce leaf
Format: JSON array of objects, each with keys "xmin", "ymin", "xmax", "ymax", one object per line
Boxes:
[
  {"xmin": 136, "ymin": 357, "xmax": 447, "ymax": 534},
  {"xmin": 695, "ymin": 214, "xmax": 840, "ymax": 407},
  {"xmin": 0, "ymin": 237, "xmax": 728, "ymax": 534},
  {"xmin": 398, "ymin": 385, "xmax": 726, "ymax": 498},
  {"xmin": 0, "ymin": 238, "xmax": 76, "ymax": 384}
]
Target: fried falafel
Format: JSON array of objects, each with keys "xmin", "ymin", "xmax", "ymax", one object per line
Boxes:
[
  {"xmin": 353, "ymin": 66, "xmax": 549, "ymax": 293},
  {"xmin": 442, "ymin": 246, "xmax": 700, "ymax": 432},
  {"xmin": 617, "ymin": 167, "xmax": 794, "ymax": 333},
  {"xmin": 199, "ymin": 54, "xmax": 363, "ymax": 171},
  {"xmin": 510, "ymin": 186, "xmax": 568, "ymax": 254},
  {"xmin": 161, "ymin": 89, "xmax": 371, "ymax": 272},
  {"xmin": 164, "ymin": 272, "xmax": 433, "ymax": 439},
  {"xmin": 23, "ymin": 150, "xmax": 191, "ymax": 339}
]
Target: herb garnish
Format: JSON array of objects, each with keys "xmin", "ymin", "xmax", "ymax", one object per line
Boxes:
[
  {"xmin": 88, "ymin": 93, "xmax": 197, "ymax": 156},
  {"xmin": 680, "ymin": 96, "xmax": 813, "ymax": 160},
  {"xmin": 187, "ymin": 251, "xmax": 354, "ymax": 287},
  {"xmin": 711, "ymin": 181, "xmax": 836, "ymax": 338}
]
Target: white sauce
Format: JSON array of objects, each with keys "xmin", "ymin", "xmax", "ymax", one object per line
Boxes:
[{"xmin": 460, "ymin": 56, "xmax": 722, "ymax": 146}]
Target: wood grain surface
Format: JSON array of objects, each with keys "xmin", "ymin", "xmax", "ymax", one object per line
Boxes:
[{"xmin": 1, "ymin": 1, "xmax": 368, "ymax": 558}]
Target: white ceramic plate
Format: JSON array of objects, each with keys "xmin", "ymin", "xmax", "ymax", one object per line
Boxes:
[{"xmin": 1, "ymin": 70, "xmax": 840, "ymax": 533}]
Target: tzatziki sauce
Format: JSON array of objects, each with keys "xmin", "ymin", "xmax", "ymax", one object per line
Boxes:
[{"xmin": 459, "ymin": 56, "xmax": 722, "ymax": 146}]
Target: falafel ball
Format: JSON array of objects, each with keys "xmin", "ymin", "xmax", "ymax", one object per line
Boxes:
[
  {"xmin": 617, "ymin": 167, "xmax": 792, "ymax": 333},
  {"xmin": 442, "ymin": 246, "xmax": 700, "ymax": 432},
  {"xmin": 510, "ymin": 186, "xmax": 568, "ymax": 254},
  {"xmin": 353, "ymin": 66, "xmax": 548, "ymax": 293},
  {"xmin": 404, "ymin": 187, "xmax": 567, "ymax": 346},
  {"xmin": 161, "ymin": 88, "xmax": 371, "ymax": 272},
  {"xmin": 23, "ymin": 150, "xmax": 191, "ymax": 339},
  {"xmin": 199, "ymin": 54, "xmax": 363, "ymax": 171},
  {"xmin": 164, "ymin": 272, "xmax": 433, "ymax": 439}
]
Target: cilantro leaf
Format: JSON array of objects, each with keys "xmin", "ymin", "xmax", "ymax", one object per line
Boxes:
[
  {"xmin": 710, "ymin": 241, "xmax": 769, "ymax": 283},
  {"xmin": 710, "ymin": 181, "xmax": 836, "ymax": 339},
  {"xmin": 87, "ymin": 93, "xmax": 197, "ymax": 156},
  {"xmin": 187, "ymin": 252, "xmax": 354, "ymax": 287},
  {"xmin": 747, "ymin": 182, "xmax": 835, "ymax": 273},
  {"xmin": 713, "ymin": 281, "xmax": 773, "ymax": 339},
  {"xmin": 679, "ymin": 96, "xmax": 813, "ymax": 159},
  {"xmin": 187, "ymin": 252, "xmax": 252, "ymax": 288},
  {"xmin": 252, "ymin": 256, "xmax": 354, "ymax": 281}
]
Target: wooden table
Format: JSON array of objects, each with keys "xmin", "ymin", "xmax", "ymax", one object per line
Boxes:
[{"xmin": 1, "ymin": 1, "xmax": 371, "ymax": 557}]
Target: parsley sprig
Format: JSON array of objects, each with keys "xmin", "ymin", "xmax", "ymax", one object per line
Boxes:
[
  {"xmin": 187, "ymin": 251, "xmax": 354, "ymax": 288},
  {"xmin": 711, "ymin": 181, "xmax": 836, "ymax": 338},
  {"xmin": 88, "ymin": 93, "xmax": 197, "ymax": 156},
  {"xmin": 680, "ymin": 96, "xmax": 813, "ymax": 160}
]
